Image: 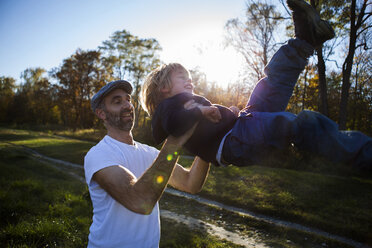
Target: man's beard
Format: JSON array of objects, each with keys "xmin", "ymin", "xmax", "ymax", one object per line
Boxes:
[{"xmin": 104, "ymin": 108, "xmax": 134, "ymax": 131}]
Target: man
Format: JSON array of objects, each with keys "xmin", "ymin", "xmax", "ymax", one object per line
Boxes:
[{"xmin": 84, "ymin": 80, "xmax": 210, "ymax": 248}]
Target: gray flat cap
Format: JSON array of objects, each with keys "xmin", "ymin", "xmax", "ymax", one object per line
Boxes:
[{"xmin": 91, "ymin": 80, "xmax": 133, "ymax": 112}]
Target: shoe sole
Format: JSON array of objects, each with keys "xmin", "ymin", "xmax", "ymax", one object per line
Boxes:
[{"xmin": 287, "ymin": 0, "xmax": 335, "ymax": 42}]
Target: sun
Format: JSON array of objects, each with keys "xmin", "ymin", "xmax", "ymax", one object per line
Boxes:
[
  {"xmin": 196, "ymin": 44, "xmax": 245, "ymax": 87},
  {"xmin": 158, "ymin": 20, "xmax": 245, "ymax": 88}
]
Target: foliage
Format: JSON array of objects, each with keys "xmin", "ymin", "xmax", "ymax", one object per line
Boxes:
[
  {"xmin": 6, "ymin": 68, "xmax": 61, "ymax": 126},
  {"xmin": 52, "ymin": 49, "xmax": 109, "ymax": 129},
  {"xmin": 0, "ymin": 76, "xmax": 16, "ymax": 122},
  {"xmin": 99, "ymin": 29, "xmax": 162, "ymax": 126}
]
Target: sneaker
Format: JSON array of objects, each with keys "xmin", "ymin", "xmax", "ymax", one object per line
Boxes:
[{"xmin": 287, "ymin": 0, "xmax": 335, "ymax": 47}]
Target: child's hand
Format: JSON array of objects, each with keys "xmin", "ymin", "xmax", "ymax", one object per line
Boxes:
[{"xmin": 198, "ymin": 105, "xmax": 221, "ymax": 123}]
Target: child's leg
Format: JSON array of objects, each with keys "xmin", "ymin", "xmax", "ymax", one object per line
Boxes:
[
  {"xmin": 242, "ymin": 0, "xmax": 335, "ymax": 114},
  {"xmin": 293, "ymin": 110, "xmax": 372, "ymax": 169},
  {"xmin": 245, "ymin": 39, "xmax": 313, "ymax": 113},
  {"xmin": 223, "ymin": 110, "xmax": 372, "ymax": 169}
]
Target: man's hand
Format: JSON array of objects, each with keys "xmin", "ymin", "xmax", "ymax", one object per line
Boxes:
[
  {"xmin": 198, "ymin": 105, "xmax": 221, "ymax": 123},
  {"xmin": 229, "ymin": 106, "xmax": 240, "ymax": 117}
]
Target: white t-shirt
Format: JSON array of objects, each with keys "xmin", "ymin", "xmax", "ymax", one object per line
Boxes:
[{"xmin": 84, "ymin": 135, "xmax": 160, "ymax": 248}]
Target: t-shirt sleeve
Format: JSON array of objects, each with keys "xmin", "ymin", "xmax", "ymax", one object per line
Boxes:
[
  {"xmin": 84, "ymin": 146, "xmax": 122, "ymax": 185},
  {"xmin": 144, "ymin": 144, "xmax": 160, "ymax": 160}
]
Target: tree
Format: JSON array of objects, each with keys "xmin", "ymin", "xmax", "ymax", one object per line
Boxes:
[
  {"xmin": 53, "ymin": 49, "xmax": 108, "ymax": 129},
  {"xmin": 281, "ymin": 0, "xmax": 337, "ymax": 116},
  {"xmin": 309, "ymin": 0, "xmax": 338, "ymax": 117},
  {"xmin": 190, "ymin": 67, "xmax": 249, "ymax": 109},
  {"xmin": 6, "ymin": 68, "xmax": 59, "ymax": 125},
  {"xmin": 99, "ymin": 30, "xmax": 162, "ymax": 126},
  {"xmin": 225, "ymin": 0, "xmax": 283, "ymax": 84},
  {"xmin": 337, "ymin": 0, "xmax": 371, "ymax": 129},
  {"xmin": 0, "ymin": 76, "xmax": 16, "ymax": 122},
  {"xmin": 348, "ymin": 47, "xmax": 372, "ymax": 134},
  {"xmin": 287, "ymin": 65, "xmax": 320, "ymax": 114}
]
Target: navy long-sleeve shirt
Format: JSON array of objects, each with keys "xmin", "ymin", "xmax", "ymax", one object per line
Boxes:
[{"xmin": 151, "ymin": 92, "xmax": 237, "ymax": 165}]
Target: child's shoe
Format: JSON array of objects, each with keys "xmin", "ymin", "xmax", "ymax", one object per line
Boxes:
[{"xmin": 287, "ymin": 0, "xmax": 335, "ymax": 47}]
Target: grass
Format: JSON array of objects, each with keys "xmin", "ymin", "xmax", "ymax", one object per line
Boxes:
[
  {"xmin": 0, "ymin": 128, "xmax": 94, "ymax": 165},
  {"xmin": 160, "ymin": 193, "xmax": 355, "ymax": 248},
  {"xmin": 200, "ymin": 165, "xmax": 372, "ymax": 243},
  {"xmin": 53, "ymin": 128, "xmax": 106, "ymax": 143},
  {"xmin": 0, "ymin": 129, "xmax": 247, "ymax": 247},
  {"xmin": 0, "ymin": 144, "xmax": 91, "ymax": 247},
  {"xmin": 1, "ymin": 127, "xmax": 372, "ymax": 247}
]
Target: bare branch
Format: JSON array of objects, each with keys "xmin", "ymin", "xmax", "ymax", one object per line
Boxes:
[
  {"xmin": 361, "ymin": 12, "xmax": 372, "ymax": 25},
  {"xmin": 355, "ymin": 42, "xmax": 367, "ymax": 50},
  {"xmin": 279, "ymin": 0, "xmax": 291, "ymax": 16},
  {"xmin": 356, "ymin": 25, "xmax": 372, "ymax": 38},
  {"xmin": 327, "ymin": 59, "xmax": 341, "ymax": 69},
  {"xmin": 355, "ymin": 0, "xmax": 368, "ymax": 29}
]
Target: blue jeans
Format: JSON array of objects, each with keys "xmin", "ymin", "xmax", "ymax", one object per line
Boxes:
[{"xmin": 222, "ymin": 39, "xmax": 372, "ymax": 170}]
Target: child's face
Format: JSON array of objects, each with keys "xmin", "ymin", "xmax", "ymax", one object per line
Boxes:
[{"xmin": 166, "ymin": 68, "xmax": 194, "ymax": 98}]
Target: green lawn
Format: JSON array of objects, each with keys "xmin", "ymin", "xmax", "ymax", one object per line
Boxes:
[
  {"xmin": 0, "ymin": 144, "xmax": 91, "ymax": 247},
  {"xmin": 1, "ymin": 127, "xmax": 371, "ymax": 246},
  {"xmin": 201, "ymin": 165, "xmax": 372, "ymax": 242},
  {"xmin": 0, "ymin": 129, "xmax": 243, "ymax": 248}
]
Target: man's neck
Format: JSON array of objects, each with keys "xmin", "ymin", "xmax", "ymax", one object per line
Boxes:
[{"xmin": 107, "ymin": 128, "xmax": 134, "ymax": 145}]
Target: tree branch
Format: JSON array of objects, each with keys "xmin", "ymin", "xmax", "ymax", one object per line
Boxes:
[
  {"xmin": 361, "ymin": 12, "xmax": 371, "ymax": 23},
  {"xmin": 355, "ymin": 42, "xmax": 367, "ymax": 50},
  {"xmin": 356, "ymin": 25, "xmax": 372, "ymax": 38},
  {"xmin": 355, "ymin": 0, "xmax": 368, "ymax": 29}
]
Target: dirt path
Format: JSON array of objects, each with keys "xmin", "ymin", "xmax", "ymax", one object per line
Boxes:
[
  {"xmin": 161, "ymin": 210, "xmax": 268, "ymax": 248},
  {"xmin": 7, "ymin": 142, "xmax": 368, "ymax": 248}
]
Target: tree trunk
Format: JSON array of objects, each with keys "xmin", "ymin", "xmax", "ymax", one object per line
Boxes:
[
  {"xmin": 315, "ymin": 47, "xmax": 329, "ymax": 116},
  {"xmin": 338, "ymin": 0, "xmax": 358, "ymax": 130},
  {"xmin": 302, "ymin": 67, "xmax": 308, "ymax": 111},
  {"xmin": 339, "ymin": 63, "xmax": 353, "ymax": 130}
]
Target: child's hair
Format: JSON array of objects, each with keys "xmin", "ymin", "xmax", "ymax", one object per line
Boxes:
[{"xmin": 141, "ymin": 63, "xmax": 188, "ymax": 116}]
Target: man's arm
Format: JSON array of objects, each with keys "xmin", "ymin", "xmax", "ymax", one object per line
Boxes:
[
  {"xmin": 92, "ymin": 127, "xmax": 196, "ymax": 215},
  {"xmin": 168, "ymin": 156, "xmax": 210, "ymax": 194}
]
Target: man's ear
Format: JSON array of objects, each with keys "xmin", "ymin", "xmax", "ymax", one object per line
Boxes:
[{"xmin": 96, "ymin": 108, "xmax": 106, "ymax": 120}]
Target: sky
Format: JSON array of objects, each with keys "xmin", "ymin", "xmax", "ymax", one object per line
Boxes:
[{"xmin": 0, "ymin": 0, "xmax": 248, "ymax": 87}]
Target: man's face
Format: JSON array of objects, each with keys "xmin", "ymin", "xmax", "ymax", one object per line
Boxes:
[{"xmin": 100, "ymin": 89, "xmax": 134, "ymax": 131}]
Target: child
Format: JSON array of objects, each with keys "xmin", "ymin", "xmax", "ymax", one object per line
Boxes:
[{"xmin": 141, "ymin": 0, "xmax": 372, "ymax": 170}]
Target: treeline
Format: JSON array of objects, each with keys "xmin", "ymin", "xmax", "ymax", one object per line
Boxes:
[{"xmin": 1, "ymin": 0, "xmax": 371, "ymax": 138}]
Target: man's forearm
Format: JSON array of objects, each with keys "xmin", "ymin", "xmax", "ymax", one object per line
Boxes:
[
  {"xmin": 169, "ymin": 156, "xmax": 210, "ymax": 194},
  {"xmin": 186, "ymin": 157, "xmax": 210, "ymax": 193},
  {"xmin": 132, "ymin": 138, "xmax": 182, "ymax": 214}
]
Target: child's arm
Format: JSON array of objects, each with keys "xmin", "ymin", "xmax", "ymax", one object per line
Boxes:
[
  {"xmin": 184, "ymin": 100, "xmax": 221, "ymax": 123},
  {"xmin": 160, "ymin": 101, "xmax": 202, "ymax": 137}
]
